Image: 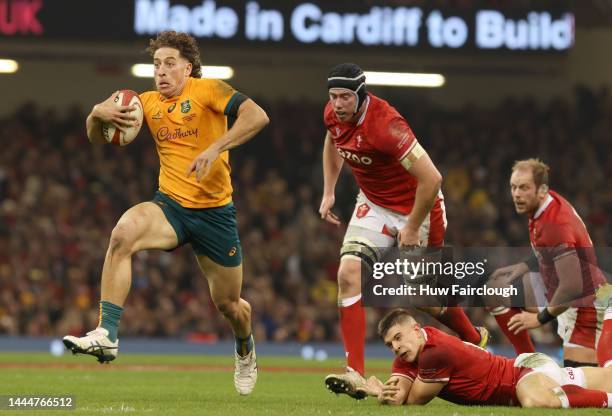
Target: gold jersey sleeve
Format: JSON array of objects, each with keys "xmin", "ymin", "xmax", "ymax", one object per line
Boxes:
[{"xmin": 140, "ymin": 77, "xmax": 239, "ymax": 208}]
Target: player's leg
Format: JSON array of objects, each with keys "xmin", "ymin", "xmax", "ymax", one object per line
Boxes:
[
  {"xmin": 515, "ymin": 352, "xmax": 611, "ymax": 408},
  {"xmin": 189, "ymin": 201, "xmax": 256, "ymax": 394},
  {"xmin": 596, "ymin": 284, "xmax": 612, "ymax": 367},
  {"xmin": 196, "ymin": 256, "xmax": 252, "ymax": 343},
  {"xmin": 63, "ymin": 200, "xmax": 178, "ymax": 362},
  {"xmin": 552, "ymin": 365, "xmax": 612, "ymax": 409},
  {"xmin": 515, "ymin": 372, "xmax": 563, "ymax": 408},
  {"xmin": 336, "ymin": 257, "xmax": 366, "ymax": 376},
  {"xmin": 324, "ymin": 237, "xmax": 383, "ymax": 399},
  {"xmin": 337, "ymin": 226, "xmax": 393, "ymax": 376},
  {"xmin": 515, "ymin": 372, "xmax": 611, "ymax": 408},
  {"xmin": 325, "ymin": 197, "xmax": 398, "ymax": 398},
  {"xmin": 196, "ymin": 256, "xmax": 256, "ymax": 395},
  {"xmin": 332, "ymin": 195, "xmax": 396, "ymax": 377},
  {"xmin": 100, "ymin": 202, "xmax": 178, "ymax": 306},
  {"xmin": 486, "ymin": 272, "xmax": 536, "ymax": 354},
  {"xmin": 413, "ymin": 200, "xmax": 483, "ymax": 346},
  {"xmin": 557, "ymin": 307, "xmax": 598, "ymax": 366},
  {"xmin": 581, "ymin": 366, "xmax": 612, "ymax": 391},
  {"xmin": 422, "ymin": 306, "xmax": 485, "ymax": 347}
]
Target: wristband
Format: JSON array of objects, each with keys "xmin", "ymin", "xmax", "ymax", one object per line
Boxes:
[{"xmin": 537, "ymin": 308, "xmax": 556, "ymax": 325}]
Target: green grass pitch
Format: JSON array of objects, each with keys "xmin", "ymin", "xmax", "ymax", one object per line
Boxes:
[{"xmin": 0, "ymin": 352, "xmax": 605, "ymax": 415}]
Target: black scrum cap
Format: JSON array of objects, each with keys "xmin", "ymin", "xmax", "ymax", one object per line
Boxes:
[{"xmin": 327, "ymin": 63, "xmax": 367, "ymax": 114}]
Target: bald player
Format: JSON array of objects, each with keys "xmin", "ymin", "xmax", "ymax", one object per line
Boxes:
[{"xmin": 62, "ymin": 31, "xmax": 269, "ymax": 396}]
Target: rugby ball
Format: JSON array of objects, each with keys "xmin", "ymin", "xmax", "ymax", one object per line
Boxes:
[{"xmin": 102, "ymin": 90, "xmax": 143, "ymax": 146}]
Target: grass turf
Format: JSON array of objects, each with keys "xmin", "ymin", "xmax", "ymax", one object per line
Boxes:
[{"xmin": 0, "ymin": 353, "xmax": 605, "ymax": 415}]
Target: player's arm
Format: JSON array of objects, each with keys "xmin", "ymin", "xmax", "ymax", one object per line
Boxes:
[
  {"xmin": 187, "ymin": 98, "xmax": 269, "ymax": 181},
  {"xmin": 400, "ymin": 146, "xmax": 442, "ymax": 247},
  {"xmin": 377, "ymin": 375, "xmax": 413, "ymax": 406},
  {"xmin": 547, "ymin": 249, "xmax": 583, "ymax": 314},
  {"xmin": 319, "ymin": 131, "xmax": 344, "ymax": 225},
  {"xmin": 86, "ymin": 91, "xmax": 137, "ymax": 144},
  {"xmin": 509, "ymin": 248, "xmax": 581, "ymax": 333},
  {"xmin": 206, "ymin": 98, "xmax": 269, "ymax": 153},
  {"xmin": 405, "ymin": 377, "xmax": 445, "ymax": 405}
]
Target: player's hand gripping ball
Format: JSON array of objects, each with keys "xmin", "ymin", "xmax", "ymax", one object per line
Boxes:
[{"xmin": 102, "ymin": 90, "xmax": 143, "ymax": 146}]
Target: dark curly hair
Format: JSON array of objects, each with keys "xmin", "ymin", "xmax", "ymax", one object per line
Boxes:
[{"xmin": 146, "ymin": 31, "xmax": 202, "ymax": 78}]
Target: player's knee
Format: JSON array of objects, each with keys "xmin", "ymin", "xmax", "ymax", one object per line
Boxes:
[
  {"xmin": 215, "ymin": 298, "xmax": 240, "ymax": 319},
  {"xmin": 109, "ymin": 221, "xmax": 137, "ymax": 256},
  {"xmin": 241, "ymin": 299, "xmax": 252, "ymax": 316},
  {"xmin": 337, "ymin": 261, "xmax": 361, "ymax": 294}
]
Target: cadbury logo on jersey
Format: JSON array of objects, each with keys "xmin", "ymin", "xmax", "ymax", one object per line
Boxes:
[
  {"xmin": 337, "ymin": 148, "xmax": 373, "ymax": 165},
  {"xmin": 156, "ymin": 126, "xmax": 199, "ymax": 142}
]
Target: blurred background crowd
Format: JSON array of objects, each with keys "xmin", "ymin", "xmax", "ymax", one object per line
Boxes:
[{"xmin": 0, "ymin": 85, "xmax": 610, "ymax": 351}]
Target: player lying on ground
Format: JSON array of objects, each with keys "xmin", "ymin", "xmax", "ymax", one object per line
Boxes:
[{"xmin": 327, "ymin": 309, "xmax": 612, "ymax": 408}]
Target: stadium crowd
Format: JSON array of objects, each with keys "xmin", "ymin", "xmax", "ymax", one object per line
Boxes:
[{"xmin": 0, "ymin": 85, "xmax": 610, "ymax": 350}]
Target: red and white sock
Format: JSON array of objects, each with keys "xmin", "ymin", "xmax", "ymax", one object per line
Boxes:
[
  {"xmin": 339, "ymin": 294, "xmax": 365, "ymax": 376},
  {"xmin": 490, "ymin": 307, "xmax": 535, "ymax": 354},
  {"xmin": 555, "ymin": 385, "xmax": 612, "ymax": 408},
  {"xmin": 597, "ymin": 307, "xmax": 612, "ymax": 367},
  {"xmin": 436, "ymin": 307, "xmax": 481, "ymax": 345}
]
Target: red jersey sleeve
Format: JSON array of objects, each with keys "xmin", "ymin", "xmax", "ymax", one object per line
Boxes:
[
  {"xmin": 418, "ymin": 343, "xmax": 453, "ymax": 383},
  {"xmin": 371, "ymin": 115, "xmax": 417, "ymax": 161},
  {"xmin": 538, "ymin": 221, "xmax": 577, "ymax": 259},
  {"xmin": 391, "ymin": 356, "xmax": 418, "ymax": 381}
]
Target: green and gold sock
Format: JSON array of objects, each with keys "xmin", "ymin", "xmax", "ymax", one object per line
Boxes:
[
  {"xmin": 235, "ymin": 334, "xmax": 254, "ymax": 357},
  {"xmin": 98, "ymin": 300, "xmax": 123, "ymax": 342}
]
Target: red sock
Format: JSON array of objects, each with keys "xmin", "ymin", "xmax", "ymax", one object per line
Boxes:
[
  {"xmin": 597, "ymin": 312, "xmax": 612, "ymax": 367},
  {"xmin": 339, "ymin": 297, "xmax": 365, "ymax": 375},
  {"xmin": 558, "ymin": 385, "xmax": 610, "ymax": 408},
  {"xmin": 436, "ymin": 307, "xmax": 480, "ymax": 345},
  {"xmin": 491, "ymin": 307, "xmax": 535, "ymax": 354}
]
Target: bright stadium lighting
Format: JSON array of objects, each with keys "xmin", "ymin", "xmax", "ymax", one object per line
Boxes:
[
  {"xmin": 364, "ymin": 71, "xmax": 445, "ymax": 88},
  {"xmin": 131, "ymin": 64, "xmax": 234, "ymax": 80},
  {"xmin": 0, "ymin": 59, "xmax": 18, "ymax": 73},
  {"xmin": 202, "ymin": 66, "xmax": 234, "ymax": 79},
  {"xmin": 131, "ymin": 64, "xmax": 153, "ymax": 78}
]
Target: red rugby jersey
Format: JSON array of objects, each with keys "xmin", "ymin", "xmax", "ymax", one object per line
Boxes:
[
  {"xmin": 528, "ymin": 190, "xmax": 605, "ymax": 303},
  {"xmin": 324, "ymin": 93, "xmax": 437, "ymax": 215},
  {"xmin": 391, "ymin": 327, "xmax": 522, "ymax": 406}
]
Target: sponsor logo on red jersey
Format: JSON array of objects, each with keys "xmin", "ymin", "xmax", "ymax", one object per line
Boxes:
[{"xmin": 337, "ymin": 148, "xmax": 373, "ymax": 165}]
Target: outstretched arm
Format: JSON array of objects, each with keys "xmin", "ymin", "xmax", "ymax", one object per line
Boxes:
[
  {"xmin": 361, "ymin": 375, "xmax": 413, "ymax": 406},
  {"xmin": 378, "ymin": 376, "xmax": 413, "ymax": 406},
  {"xmin": 406, "ymin": 378, "xmax": 445, "ymax": 405}
]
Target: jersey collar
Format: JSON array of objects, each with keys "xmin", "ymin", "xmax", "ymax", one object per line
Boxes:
[
  {"xmin": 420, "ymin": 327, "xmax": 428, "ymax": 341},
  {"xmin": 533, "ymin": 194, "xmax": 553, "ymax": 219}
]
